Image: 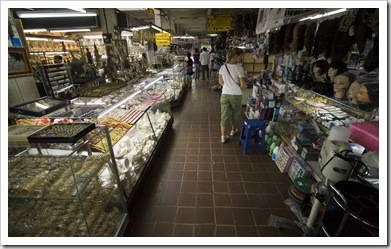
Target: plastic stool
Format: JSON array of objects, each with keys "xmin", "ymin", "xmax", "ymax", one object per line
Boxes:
[{"xmin": 238, "ymin": 119, "xmax": 266, "ymax": 154}]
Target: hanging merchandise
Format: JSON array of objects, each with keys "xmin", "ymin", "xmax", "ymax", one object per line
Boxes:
[
  {"xmin": 256, "ymin": 8, "xmax": 286, "ymax": 34},
  {"xmin": 289, "ymin": 22, "xmax": 307, "ymax": 52},
  {"xmin": 304, "ymin": 22, "xmax": 317, "ymax": 56}
]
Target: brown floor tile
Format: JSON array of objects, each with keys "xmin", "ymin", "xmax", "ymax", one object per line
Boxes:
[
  {"xmin": 197, "ymin": 181, "xmax": 213, "ymax": 193},
  {"xmin": 244, "ymin": 182, "xmax": 262, "ymax": 194},
  {"xmin": 152, "ymin": 223, "xmax": 174, "ymax": 237},
  {"xmin": 236, "ymin": 225, "xmax": 258, "ymax": 237},
  {"xmin": 252, "ymin": 208, "xmax": 272, "ymax": 225},
  {"xmin": 214, "ymin": 193, "xmax": 232, "ymax": 207},
  {"xmin": 164, "ymin": 180, "xmax": 182, "ymax": 193},
  {"xmin": 233, "ymin": 208, "xmax": 255, "ymax": 225},
  {"xmin": 173, "ymin": 224, "xmax": 194, "ymax": 237},
  {"xmin": 226, "ymin": 172, "xmax": 242, "ymax": 181},
  {"xmin": 231, "ymin": 194, "xmax": 250, "ymax": 208},
  {"xmin": 167, "ymin": 171, "xmax": 184, "ymax": 181},
  {"xmin": 196, "ymin": 193, "xmax": 214, "ymax": 207},
  {"xmin": 211, "ymin": 163, "xmax": 225, "ymax": 172},
  {"xmin": 129, "ymin": 222, "xmax": 154, "ymax": 237},
  {"xmin": 213, "ymin": 182, "xmax": 229, "ymax": 193},
  {"xmin": 178, "ymin": 193, "xmax": 197, "ymax": 206},
  {"xmin": 184, "ymin": 162, "xmax": 198, "ymax": 171},
  {"xmin": 181, "ymin": 181, "xmax": 197, "ymax": 193},
  {"xmin": 215, "ymin": 208, "xmax": 235, "ymax": 225},
  {"xmin": 198, "ymin": 171, "xmax": 212, "ymax": 181},
  {"xmin": 213, "ymin": 172, "xmax": 227, "ymax": 182},
  {"xmin": 228, "ymin": 182, "xmax": 245, "ymax": 193},
  {"xmin": 195, "ymin": 207, "xmax": 215, "ymax": 224},
  {"xmin": 215, "ymin": 225, "xmax": 236, "ymax": 237},
  {"xmin": 225, "ymin": 163, "xmax": 240, "ymax": 172},
  {"xmin": 248, "ymin": 194, "xmax": 268, "ymax": 208},
  {"xmin": 160, "ymin": 192, "xmax": 179, "ymax": 206},
  {"xmin": 156, "ymin": 206, "xmax": 177, "ymax": 223},
  {"xmin": 175, "ymin": 207, "xmax": 196, "ymax": 223},
  {"xmin": 198, "ymin": 162, "xmax": 212, "ymax": 171},
  {"xmin": 257, "ymin": 225, "xmax": 281, "ymax": 237},
  {"xmin": 183, "ymin": 171, "xmax": 198, "ymax": 181},
  {"xmin": 194, "ymin": 225, "xmax": 215, "ymax": 237}
]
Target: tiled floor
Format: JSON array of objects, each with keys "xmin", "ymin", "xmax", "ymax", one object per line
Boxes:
[{"xmin": 123, "ymin": 78, "xmax": 302, "ymax": 237}]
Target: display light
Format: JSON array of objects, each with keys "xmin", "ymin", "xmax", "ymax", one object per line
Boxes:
[
  {"xmin": 17, "ymin": 12, "xmax": 97, "ymax": 18},
  {"xmin": 50, "ymin": 28, "xmax": 91, "ymax": 33},
  {"xmin": 299, "ymin": 8, "xmax": 346, "ymax": 21}
]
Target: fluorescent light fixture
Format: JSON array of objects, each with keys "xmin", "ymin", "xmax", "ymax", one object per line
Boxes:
[
  {"xmin": 98, "ymin": 90, "xmax": 142, "ymax": 118},
  {"xmin": 56, "ymin": 85, "xmax": 74, "ymax": 93},
  {"xmin": 24, "ymin": 29, "xmax": 47, "ymax": 33},
  {"xmin": 207, "ymin": 34, "xmax": 218, "ymax": 37},
  {"xmin": 300, "ymin": 8, "xmax": 346, "ymax": 21},
  {"xmin": 68, "ymin": 8, "xmax": 86, "ymax": 13},
  {"xmin": 83, "ymin": 35, "xmax": 103, "ymax": 39},
  {"xmin": 121, "ymin": 31, "xmax": 132, "ymax": 37},
  {"xmin": 17, "ymin": 12, "xmax": 97, "ymax": 18},
  {"xmin": 50, "ymin": 28, "xmax": 90, "ymax": 33},
  {"xmin": 144, "ymin": 76, "xmax": 164, "ymax": 90},
  {"xmin": 151, "ymin": 25, "xmax": 162, "ymax": 32},
  {"xmin": 237, "ymin": 46, "xmax": 246, "ymax": 49},
  {"xmin": 53, "ymin": 39, "xmax": 74, "ymax": 42},
  {"xmin": 25, "ymin": 37, "xmax": 49, "ymax": 41},
  {"xmin": 131, "ymin": 25, "xmax": 150, "ymax": 31},
  {"xmin": 172, "ymin": 36, "xmax": 195, "ymax": 39}
]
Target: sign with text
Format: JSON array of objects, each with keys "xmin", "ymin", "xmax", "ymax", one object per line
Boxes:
[
  {"xmin": 207, "ymin": 15, "xmax": 233, "ymax": 32},
  {"xmin": 155, "ymin": 32, "xmax": 170, "ymax": 46}
]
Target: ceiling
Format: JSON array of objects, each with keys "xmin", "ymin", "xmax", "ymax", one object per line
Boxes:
[{"xmin": 13, "ymin": 8, "xmax": 330, "ymax": 39}]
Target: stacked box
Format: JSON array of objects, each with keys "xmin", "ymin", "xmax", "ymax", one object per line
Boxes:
[{"xmin": 275, "ymin": 146, "xmax": 296, "ymax": 173}]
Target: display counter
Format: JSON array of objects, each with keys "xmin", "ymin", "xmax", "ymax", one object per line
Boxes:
[
  {"xmin": 9, "ymin": 73, "xmax": 174, "ymax": 208},
  {"xmin": 8, "ymin": 125, "xmax": 128, "ymax": 237}
]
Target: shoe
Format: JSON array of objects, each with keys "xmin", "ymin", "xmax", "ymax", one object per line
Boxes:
[
  {"xmin": 221, "ymin": 135, "xmax": 230, "ymax": 143},
  {"xmin": 230, "ymin": 130, "xmax": 238, "ymax": 136}
]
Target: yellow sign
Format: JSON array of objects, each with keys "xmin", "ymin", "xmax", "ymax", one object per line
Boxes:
[
  {"xmin": 156, "ymin": 40, "xmax": 170, "ymax": 46},
  {"xmin": 207, "ymin": 15, "xmax": 233, "ymax": 32},
  {"xmin": 147, "ymin": 8, "xmax": 154, "ymax": 15},
  {"xmin": 155, "ymin": 32, "xmax": 170, "ymax": 46}
]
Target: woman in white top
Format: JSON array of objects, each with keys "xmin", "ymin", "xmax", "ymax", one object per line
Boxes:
[{"xmin": 218, "ymin": 48, "xmax": 247, "ymax": 143}]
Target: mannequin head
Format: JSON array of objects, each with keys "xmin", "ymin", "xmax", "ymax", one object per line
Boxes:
[
  {"xmin": 347, "ymin": 81, "xmax": 361, "ymax": 104},
  {"xmin": 333, "ymin": 71, "xmax": 356, "ymax": 100},
  {"xmin": 328, "ymin": 61, "xmax": 348, "ymax": 83},
  {"xmin": 356, "ymin": 82, "xmax": 379, "ymax": 111},
  {"xmin": 311, "ymin": 59, "xmax": 329, "ymax": 83}
]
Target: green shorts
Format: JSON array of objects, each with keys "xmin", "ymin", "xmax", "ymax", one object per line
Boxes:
[{"xmin": 220, "ymin": 94, "xmax": 242, "ymax": 127}]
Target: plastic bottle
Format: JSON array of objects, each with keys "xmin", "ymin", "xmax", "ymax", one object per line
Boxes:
[
  {"xmin": 269, "ymin": 142, "xmax": 276, "ymax": 156},
  {"xmin": 272, "ymin": 145, "xmax": 280, "ymax": 161}
]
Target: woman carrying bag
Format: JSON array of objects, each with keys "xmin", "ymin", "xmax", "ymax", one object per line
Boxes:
[
  {"xmin": 185, "ymin": 52, "xmax": 193, "ymax": 88},
  {"xmin": 218, "ymin": 48, "xmax": 247, "ymax": 143}
]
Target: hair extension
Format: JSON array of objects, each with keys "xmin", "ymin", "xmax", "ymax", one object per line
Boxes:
[
  {"xmin": 304, "ymin": 22, "xmax": 317, "ymax": 55},
  {"xmin": 296, "ymin": 23, "xmax": 307, "ymax": 52},
  {"xmin": 283, "ymin": 23, "xmax": 296, "ymax": 52},
  {"xmin": 330, "ymin": 30, "xmax": 354, "ymax": 61},
  {"xmin": 363, "ymin": 35, "xmax": 379, "ymax": 72},
  {"xmin": 314, "ymin": 17, "xmax": 342, "ymax": 58},
  {"xmin": 355, "ymin": 22, "xmax": 373, "ymax": 54},
  {"xmin": 329, "ymin": 60, "xmax": 348, "ymax": 75}
]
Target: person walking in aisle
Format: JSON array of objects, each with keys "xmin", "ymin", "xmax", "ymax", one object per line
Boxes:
[
  {"xmin": 193, "ymin": 48, "xmax": 201, "ymax": 81},
  {"xmin": 185, "ymin": 52, "xmax": 193, "ymax": 88},
  {"xmin": 218, "ymin": 48, "xmax": 247, "ymax": 143},
  {"xmin": 200, "ymin": 47, "xmax": 210, "ymax": 80}
]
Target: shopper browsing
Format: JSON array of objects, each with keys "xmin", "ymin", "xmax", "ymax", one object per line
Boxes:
[
  {"xmin": 200, "ymin": 47, "xmax": 210, "ymax": 80},
  {"xmin": 218, "ymin": 48, "xmax": 247, "ymax": 143},
  {"xmin": 185, "ymin": 52, "xmax": 193, "ymax": 88},
  {"xmin": 193, "ymin": 48, "xmax": 201, "ymax": 81}
]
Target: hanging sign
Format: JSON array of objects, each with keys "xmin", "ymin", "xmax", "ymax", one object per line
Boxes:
[
  {"xmin": 155, "ymin": 32, "xmax": 170, "ymax": 46},
  {"xmin": 207, "ymin": 15, "xmax": 233, "ymax": 32}
]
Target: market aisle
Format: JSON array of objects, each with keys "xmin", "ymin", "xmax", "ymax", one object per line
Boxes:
[{"xmin": 123, "ymin": 79, "xmax": 302, "ymax": 237}]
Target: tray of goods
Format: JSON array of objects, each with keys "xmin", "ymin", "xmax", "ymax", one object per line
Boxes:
[
  {"xmin": 76, "ymin": 82, "xmax": 127, "ymax": 97},
  {"xmin": 119, "ymin": 108, "xmax": 145, "ymax": 125},
  {"xmin": 92, "ymin": 118, "xmax": 132, "ymax": 151},
  {"xmin": 9, "ymin": 97, "xmax": 70, "ymax": 117},
  {"xmin": 8, "ymin": 125, "xmax": 50, "ymax": 144},
  {"xmin": 27, "ymin": 123, "xmax": 96, "ymax": 144}
]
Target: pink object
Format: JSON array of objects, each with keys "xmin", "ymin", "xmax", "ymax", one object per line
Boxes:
[{"xmin": 348, "ymin": 121, "xmax": 379, "ymax": 152}]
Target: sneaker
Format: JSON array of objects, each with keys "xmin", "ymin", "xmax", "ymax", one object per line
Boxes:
[
  {"xmin": 221, "ymin": 135, "xmax": 230, "ymax": 143},
  {"xmin": 230, "ymin": 129, "xmax": 238, "ymax": 136}
]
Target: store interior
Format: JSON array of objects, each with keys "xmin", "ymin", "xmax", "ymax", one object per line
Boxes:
[{"xmin": 4, "ymin": 4, "xmax": 385, "ymax": 245}]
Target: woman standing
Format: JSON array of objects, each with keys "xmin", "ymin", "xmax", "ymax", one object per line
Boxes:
[
  {"xmin": 218, "ymin": 48, "xmax": 247, "ymax": 143},
  {"xmin": 193, "ymin": 48, "xmax": 201, "ymax": 81},
  {"xmin": 185, "ymin": 52, "xmax": 193, "ymax": 88}
]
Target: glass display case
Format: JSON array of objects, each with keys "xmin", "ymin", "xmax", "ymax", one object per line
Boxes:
[
  {"xmin": 275, "ymin": 84, "xmax": 378, "ymax": 181},
  {"xmin": 158, "ymin": 63, "xmax": 186, "ymax": 108},
  {"xmin": 8, "ymin": 124, "xmax": 128, "ymax": 237},
  {"xmin": 10, "ymin": 75, "xmax": 174, "ymax": 204}
]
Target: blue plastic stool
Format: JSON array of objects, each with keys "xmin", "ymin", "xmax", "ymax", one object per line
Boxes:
[{"xmin": 238, "ymin": 119, "xmax": 266, "ymax": 154}]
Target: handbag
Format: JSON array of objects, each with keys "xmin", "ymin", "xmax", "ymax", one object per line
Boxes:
[{"xmin": 225, "ymin": 64, "xmax": 240, "ymax": 85}]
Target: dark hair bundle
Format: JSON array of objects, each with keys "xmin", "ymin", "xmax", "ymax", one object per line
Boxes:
[
  {"xmin": 304, "ymin": 22, "xmax": 317, "ymax": 56},
  {"xmin": 363, "ymin": 35, "xmax": 379, "ymax": 72},
  {"xmin": 314, "ymin": 17, "xmax": 341, "ymax": 58},
  {"xmin": 283, "ymin": 23, "xmax": 296, "ymax": 52}
]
